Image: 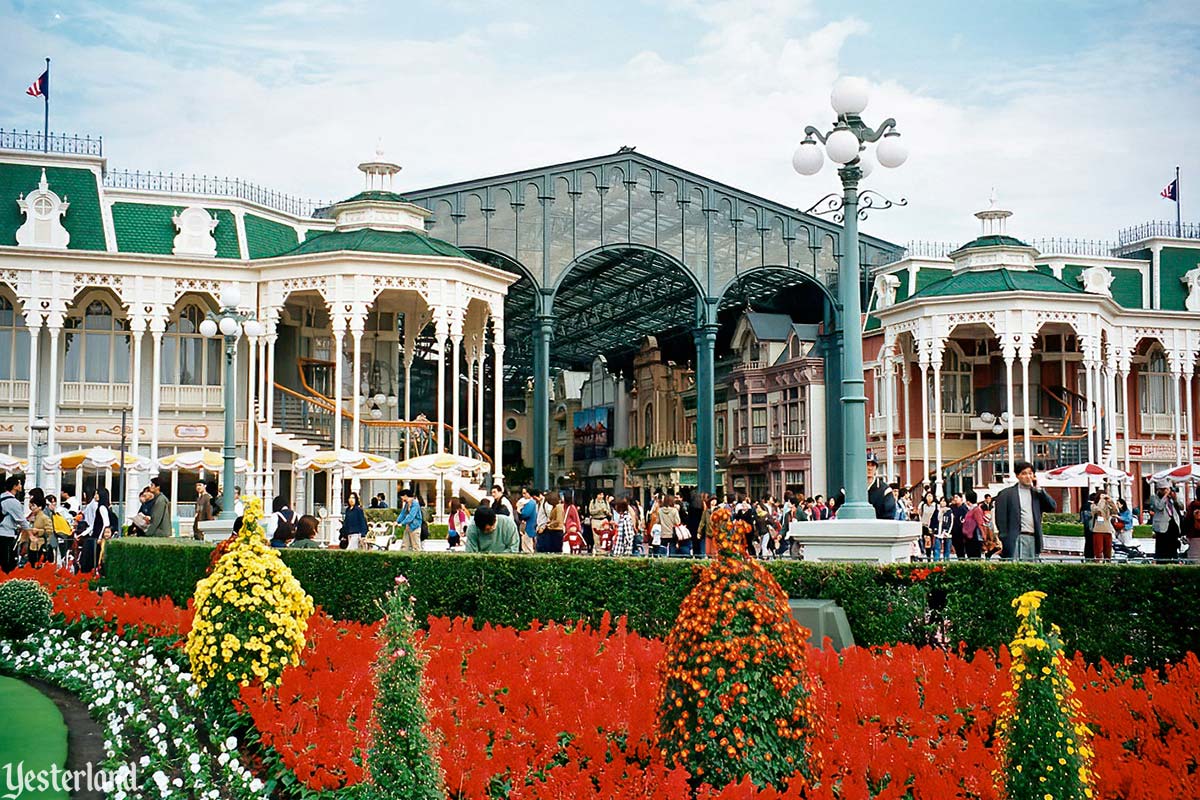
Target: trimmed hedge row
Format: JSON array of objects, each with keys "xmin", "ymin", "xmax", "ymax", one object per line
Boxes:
[
  {"xmin": 102, "ymin": 539, "xmax": 1200, "ymax": 667},
  {"xmin": 1043, "ymin": 522, "xmax": 1154, "ymax": 539}
]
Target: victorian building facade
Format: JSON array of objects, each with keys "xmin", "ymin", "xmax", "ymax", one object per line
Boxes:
[
  {"xmin": 0, "ymin": 141, "xmax": 513, "ymax": 523},
  {"xmin": 864, "ymin": 201, "xmax": 1200, "ymax": 510}
]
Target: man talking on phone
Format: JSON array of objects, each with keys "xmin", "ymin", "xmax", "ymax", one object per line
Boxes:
[{"xmin": 994, "ymin": 461, "xmax": 1057, "ymax": 560}]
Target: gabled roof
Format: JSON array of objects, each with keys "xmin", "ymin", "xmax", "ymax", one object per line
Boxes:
[
  {"xmin": 743, "ymin": 312, "xmax": 795, "ymax": 342},
  {"xmin": 908, "ymin": 267, "xmax": 1083, "ymax": 300},
  {"xmin": 284, "ymin": 228, "xmax": 474, "ymax": 259}
]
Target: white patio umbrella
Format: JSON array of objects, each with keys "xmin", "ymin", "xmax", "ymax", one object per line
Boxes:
[
  {"xmin": 1150, "ymin": 464, "xmax": 1200, "ymax": 483},
  {"xmin": 158, "ymin": 448, "xmax": 252, "ymax": 474},
  {"xmin": 394, "ymin": 453, "xmax": 484, "ymax": 473},
  {"xmin": 1043, "ymin": 462, "xmax": 1129, "ymax": 481},
  {"xmin": 44, "ymin": 447, "xmax": 150, "ymax": 472},
  {"xmin": 0, "ymin": 453, "xmax": 28, "ymax": 473},
  {"xmin": 293, "ymin": 449, "xmax": 397, "ymax": 473}
]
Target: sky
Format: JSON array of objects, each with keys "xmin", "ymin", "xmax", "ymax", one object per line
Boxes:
[{"xmin": 1, "ymin": 0, "xmax": 1197, "ymax": 247}]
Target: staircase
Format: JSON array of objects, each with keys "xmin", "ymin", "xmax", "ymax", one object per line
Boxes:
[{"xmin": 262, "ymin": 359, "xmax": 494, "ymax": 501}]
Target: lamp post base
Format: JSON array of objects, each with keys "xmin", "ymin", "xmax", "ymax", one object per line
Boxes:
[{"xmin": 790, "ymin": 519, "xmax": 921, "ymax": 564}]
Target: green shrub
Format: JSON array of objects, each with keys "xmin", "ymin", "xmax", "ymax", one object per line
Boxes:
[
  {"xmin": 365, "ymin": 508, "xmax": 399, "ymax": 524},
  {"xmin": 102, "ymin": 540, "xmax": 1200, "ymax": 668},
  {"xmin": 365, "ymin": 576, "xmax": 443, "ymax": 799},
  {"xmin": 1043, "ymin": 522, "xmax": 1153, "ymax": 539},
  {"xmin": 1041, "ymin": 512, "xmax": 1080, "ymax": 525},
  {"xmin": 0, "ymin": 579, "xmax": 53, "ymax": 640}
]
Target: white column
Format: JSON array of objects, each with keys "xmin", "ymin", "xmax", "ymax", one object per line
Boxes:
[
  {"xmin": 1105, "ymin": 361, "xmax": 1118, "ymax": 467},
  {"xmin": 1174, "ymin": 367, "xmax": 1185, "ymax": 466},
  {"xmin": 26, "ymin": 318, "xmax": 39, "ymax": 483},
  {"xmin": 1020, "ymin": 351, "xmax": 1032, "ymax": 465},
  {"xmin": 901, "ymin": 363, "xmax": 911, "ymax": 486},
  {"xmin": 933, "ymin": 361, "xmax": 944, "ymax": 499},
  {"xmin": 1119, "ymin": 366, "xmax": 1131, "ymax": 479},
  {"xmin": 331, "ymin": 327, "xmax": 345, "ymax": 525},
  {"xmin": 151, "ymin": 330, "xmax": 163, "ymax": 465},
  {"xmin": 466, "ymin": 354, "xmax": 476, "ymax": 452},
  {"xmin": 884, "ymin": 355, "xmax": 895, "ymax": 483},
  {"xmin": 493, "ymin": 318, "xmax": 505, "ymax": 484},
  {"xmin": 1187, "ymin": 366, "xmax": 1196, "ymax": 468},
  {"xmin": 403, "ymin": 355, "xmax": 413, "ymax": 460},
  {"xmin": 919, "ymin": 361, "xmax": 930, "ymax": 490},
  {"xmin": 450, "ymin": 331, "xmax": 463, "ymax": 457},
  {"xmin": 351, "ymin": 329, "xmax": 362, "ymax": 454},
  {"xmin": 127, "ymin": 325, "xmax": 144, "ymax": 511},
  {"xmin": 245, "ymin": 333, "xmax": 257, "ymax": 496},
  {"xmin": 1004, "ymin": 353, "xmax": 1016, "ymax": 478},
  {"xmin": 434, "ymin": 321, "xmax": 447, "ymax": 453},
  {"xmin": 1083, "ymin": 361, "xmax": 1095, "ymax": 465},
  {"xmin": 265, "ymin": 333, "xmax": 277, "ymax": 496},
  {"xmin": 476, "ymin": 348, "xmax": 486, "ymax": 447},
  {"xmin": 46, "ymin": 324, "xmax": 61, "ymax": 485}
]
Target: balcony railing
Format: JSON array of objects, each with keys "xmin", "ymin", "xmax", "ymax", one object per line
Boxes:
[
  {"xmin": 159, "ymin": 385, "xmax": 223, "ymax": 410},
  {"xmin": 644, "ymin": 441, "xmax": 697, "ymax": 459},
  {"xmin": 0, "ymin": 128, "xmax": 103, "ymax": 156},
  {"xmin": 0, "ymin": 380, "xmax": 30, "ymax": 407},
  {"xmin": 1118, "ymin": 221, "xmax": 1200, "ymax": 246},
  {"xmin": 774, "ymin": 434, "xmax": 808, "ymax": 455},
  {"xmin": 103, "ymin": 169, "xmax": 326, "ymax": 218},
  {"xmin": 61, "ymin": 382, "xmax": 131, "ymax": 408}
]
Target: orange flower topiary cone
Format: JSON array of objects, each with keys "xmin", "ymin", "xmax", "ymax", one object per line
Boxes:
[{"xmin": 655, "ymin": 506, "xmax": 819, "ymax": 791}]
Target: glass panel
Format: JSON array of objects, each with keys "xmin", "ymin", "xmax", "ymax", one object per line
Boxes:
[
  {"xmin": 737, "ymin": 207, "xmax": 763, "ymax": 270},
  {"xmin": 428, "ymin": 199, "xmax": 456, "ymax": 244},
  {"xmin": 112, "ymin": 334, "xmax": 130, "ymax": 383},
  {"xmin": 817, "ymin": 233, "xmax": 838, "ymax": 279},
  {"xmin": 63, "ymin": 332, "xmax": 79, "ymax": 381},
  {"xmin": 765, "ymin": 215, "xmax": 787, "ymax": 266},
  {"xmin": 458, "ymin": 193, "xmax": 486, "ymax": 248},
  {"xmin": 83, "ymin": 333, "xmax": 109, "ymax": 381},
  {"xmin": 13, "ymin": 329, "xmax": 27, "ymax": 381},
  {"xmin": 683, "ymin": 188, "xmax": 706, "ymax": 269},
  {"xmin": 658, "ymin": 179, "xmax": 683, "ymax": 263},
  {"xmin": 575, "ymin": 171, "xmax": 601, "ymax": 254},
  {"xmin": 629, "ymin": 168, "xmax": 656, "ymax": 248},
  {"xmin": 0, "ymin": 330, "xmax": 10, "ymax": 380},
  {"xmin": 207, "ymin": 338, "xmax": 222, "ymax": 385},
  {"xmin": 161, "ymin": 337, "xmax": 178, "ymax": 384},
  {"xmin": 84, "ymin": 301, "xmax": 114, "ymax": 330},
  {"xmin": 516, "ymin": 183, "xmax": 543, "ymax": 275},
  {"xmin": 547, "ymin": 176, "xmax": 574, "ymax": 275},
  {"xmin": 180, "ymin": 337, "xmax": 201, "ymax": 385},
  {"xmin": 602, "ymin": 166, "xmax": 629, "ymax": 244},
  {"xmin": 711, "ymin": 197, "xmax": 736, "ymax": 275},
  {"xmin": 490, "ymin": 187, "xmax": 517, "ymax": 257}
]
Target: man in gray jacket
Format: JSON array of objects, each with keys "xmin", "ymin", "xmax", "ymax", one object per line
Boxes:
[
  {"xmin": 0, "ymin": 474, "xmax": 29, "ymax": 572},
  {"xmin": 142, "ymin": 477, "xmax": 173, "ymax": 538},
  {"xmin": 1148, "ymin": 482, "xmax": 1185, "ymax": 562}
]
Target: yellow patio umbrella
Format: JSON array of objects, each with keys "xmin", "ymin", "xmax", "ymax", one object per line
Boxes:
[
  {"xmin": 395, "ymin": 453, "xmax": 484, "ymax": 473},
  {"xmin": 158, "ymin": 448, "xmax": 252, "ymax": 474},
  {"xmin": 293, "ymin": 449, "xmax": 397, "ymax": 473},
  {"xmin": 44, "ymin": 447, "xmax": 150, "ymax": 472}
]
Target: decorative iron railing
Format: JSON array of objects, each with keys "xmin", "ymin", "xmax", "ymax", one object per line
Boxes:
[
  {"xmin": 901, "ymin": 240, "xmax": 957, "ymax": 259},
  {"xmin": 0, "ymin": 128, "xmax": 103, "ymax": 156},
  {"xmin": 1117, "ymin": 221, "xmax": 1200, "ymax": 246},
  {"xmin": 1028, "ymin": 238, "xmax": 1119, "ymax": 257},
  {"xmin": 103, "ymin": 169, "xmax": 326, "ymax": 218}
]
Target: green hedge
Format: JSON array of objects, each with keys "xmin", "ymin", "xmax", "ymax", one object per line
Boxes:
[{"xmin": 104, "ymin": 539, "xmax": 1200, "ymax": 667}]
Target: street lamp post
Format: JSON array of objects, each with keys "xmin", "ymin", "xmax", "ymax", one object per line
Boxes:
[
  {"xmin": 793, "ymin": 77, "xmax": 908, "ymax": 520},
  {"xmin": 199, "ymin": 284, "xmax": 264, "ymax": 522},
  {"xmin": 30, "ymin": 416, "xmax": 49, "ymax": 489}
]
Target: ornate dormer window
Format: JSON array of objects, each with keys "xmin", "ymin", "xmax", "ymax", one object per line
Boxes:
[{"xmin": 16, "ymin": 168, "xmax": 70, "ymax": 249}]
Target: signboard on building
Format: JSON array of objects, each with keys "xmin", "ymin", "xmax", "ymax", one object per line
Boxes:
[
  {"xmin": 1126, "ymin": 441, "xmax": 1200, "ymax": 460},
  {"xmin": 573, "ymin": 407, "xmax": 612, "ymax": 461}
]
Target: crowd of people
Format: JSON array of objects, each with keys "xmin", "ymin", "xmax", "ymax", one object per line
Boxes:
[{"xmin": 0, "ymin": 475, "xmax": 119, "ymax": 574}]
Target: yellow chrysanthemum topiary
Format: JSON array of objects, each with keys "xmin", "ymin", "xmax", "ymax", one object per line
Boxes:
[
  {"xmin": 186, "ymin": 496, "xmax": 314, "ymax": 699},
  {"xmin": 994, "ymin": 590, "xmax": 1096, "ymax": 800}
]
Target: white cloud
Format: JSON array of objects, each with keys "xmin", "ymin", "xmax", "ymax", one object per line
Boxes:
[{"xmin": 0, "ymin": 0, "xmax": 1194, "ymax": 248}]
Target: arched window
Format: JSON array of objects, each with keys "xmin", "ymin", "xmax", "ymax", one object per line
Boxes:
[
  {"xmin": 716, "ymin": 415, "xmax": 726, "ymax": 451},
  {"xmin": 940, "ymin": 346, "xmax": 972, "ymax": 414},
  {"xmin": 1139, "ymin": 346, "xmax": 1174, "ymax": 415},
  {"xmin": 644, "ymin": 403, "xmax": 654, "ymax": 446},
  {"xmin": 0, "ymin": 297, "xmax": 29, "ymax": 381},
  {"xmin": 162, "ymin": 304, "xmax": 221, "ymax": 386},
  {"xmin": 63, "ymin": 299, "xmax": 130, "ymax": 383}
]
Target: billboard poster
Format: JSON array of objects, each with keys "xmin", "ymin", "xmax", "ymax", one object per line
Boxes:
[{"xmin": 573, "ymin": 406, "xmax": 612, "ymax": 461}]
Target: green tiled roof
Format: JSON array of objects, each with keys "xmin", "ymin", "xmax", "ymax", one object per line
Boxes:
[
  {"xmin": 244, "ymin": 213, "xmax": 299, "ymax": 259},
  {"xmin": 954, "ymin": 234, "xmax": 1030, "ymax": 251},
  {"xmin": 0, "ymin": 164, "xmax": 106, "ymax": 250},
  {"xmin": 909, "ymin": 268, "xmax": 1082, "ymax": 299},
  {"xmin": 284, "ymin": 228, "xmax": 474, "ymax": 259},
  {"xmin": 338, "ymin": 190, "xmax": 410, "ymax": 204},
  {"xmin": 111, "ymin": 203, "xmax": 241, "ymax": 258}
]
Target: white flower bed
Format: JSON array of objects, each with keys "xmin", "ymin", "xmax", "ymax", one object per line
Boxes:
[{"xmin": 0, "ymin": 628, "xmax": 270, "ymax": 800}]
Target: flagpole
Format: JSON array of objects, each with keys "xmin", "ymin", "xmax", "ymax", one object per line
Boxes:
[
  {"xmin": 42, "ymin": 57, "xmax": 49, "ymax": 153},
  {"xmin": 1177, "ymin": 165, "xmax": 1182, "ymax": 238}
]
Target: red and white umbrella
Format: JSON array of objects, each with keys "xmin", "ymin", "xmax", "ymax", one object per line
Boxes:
[
  {"xmin": 1150, "ymin": 464, "xmax": 1200, "ymax": 483},
  {"xmin": 1043, "ymin": 462, "xmax": 1129, "ymax": 481}
]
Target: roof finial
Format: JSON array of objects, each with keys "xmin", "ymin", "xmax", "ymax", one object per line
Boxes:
[
  {"xmin": 988, "ymin": 186, "xmax": 996, "ymax": 208},
  {"xmin": 375, "ymin": 136, "xmax": 385, "ymax": 160}
]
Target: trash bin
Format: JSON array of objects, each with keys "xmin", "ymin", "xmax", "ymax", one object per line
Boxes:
[{"xmin": 788, "ymin": 599, "xmax": 855, "ymax": 650}]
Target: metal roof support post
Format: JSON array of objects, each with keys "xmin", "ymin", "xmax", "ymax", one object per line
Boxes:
[
  {"xmin": 693, "ymin": 312, "xmax": 719, "ymax": 496},
  {"xmin": 533, "ymin": 299, "xmax": 554, "ymax": 491}
]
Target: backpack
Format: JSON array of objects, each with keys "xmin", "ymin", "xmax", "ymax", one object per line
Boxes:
[{"xmin": 274, "ymin": 509, "xmax": 296, "ymax": 539}]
